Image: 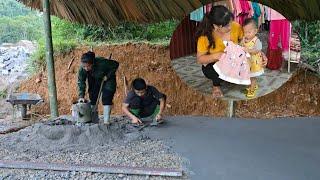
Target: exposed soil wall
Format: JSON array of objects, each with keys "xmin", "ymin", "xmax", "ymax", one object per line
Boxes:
[
  {"xmin": 19, "ymin": 43, "xmax": 320, "ymax": 118},
  {"xmin": 237, "ymin": 70, "xmax": 320, "ymax": 118}
]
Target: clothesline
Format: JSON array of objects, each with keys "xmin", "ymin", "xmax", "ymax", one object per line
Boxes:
[{"xmin": 190, "ymin": 0, "xmax": 286, "ymax": 24}]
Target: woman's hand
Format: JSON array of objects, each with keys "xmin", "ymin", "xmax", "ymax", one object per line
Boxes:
[
  {"xmin": 243, "ymin": 47, "xmax": 250, "ymax": 53},
  {"xmin": 214, "ymin": 52, "xmax": 225, "ymax": 61},
  {"xmin": 197, "ymin": 52, "xmax": 224, "ymax": 64}
]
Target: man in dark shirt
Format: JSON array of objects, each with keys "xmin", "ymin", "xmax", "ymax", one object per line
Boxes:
[
  {"xmin": 122, "ymin": 78, "xmax": 166, "ymax": 125},
  {"xmin": 77, "ymin": 51, "xmax": 119, "ymax": 124}
]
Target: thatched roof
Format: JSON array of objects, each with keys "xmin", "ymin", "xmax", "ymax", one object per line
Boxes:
[
  {"xmin": 257, "ymin": 0, "xmax": 320, "ymax": 21},
  {"xmin": 18, "ymin": 0, "xmax": 320, "ymax": 26}
]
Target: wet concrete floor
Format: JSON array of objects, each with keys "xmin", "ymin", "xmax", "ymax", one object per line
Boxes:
[{"xmin": 145, "ymin": 116, "xmax": 320, "ymax": 180}]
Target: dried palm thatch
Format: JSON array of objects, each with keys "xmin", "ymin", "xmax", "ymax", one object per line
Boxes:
[
  {"xmin": 259, "ymin": 0, "xmax": 320, "ymax": 21},
  {"xmin": 17, "ymin": 0, "xmax": 202, "ymax": 25},
  {"xmin": 17, "ymin": 0, "xmax": 320, "ymax": 26}
]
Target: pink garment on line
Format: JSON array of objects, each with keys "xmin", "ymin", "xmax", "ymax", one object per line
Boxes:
[
  {"xmin": 236, "ymin": 0, "xmax": 252, "ymax": 25},
  {"xmin": 239, "ymin": 0, "xmax": 251, "ymax": 13},
  {"xmin": 233, "ymin": 0, "xmax": 242, "ymax": 16},
  {"xmin": 268, "ymin": 19, "xmax": 290, "ymax": 51},
  {"xmin": 248, "ymin": 2, "xmax": 254, "ymax": 17},
  {"xmin": 213, "ymin": 41, "xmax": 251, "ymax": 85},
  {"xmin": 269, "ymin": 8, "xmax": 286, "ymax": 20},
  {"xmin": 228, "ymin": 0, "xmax": 234, "ymax": 11}
]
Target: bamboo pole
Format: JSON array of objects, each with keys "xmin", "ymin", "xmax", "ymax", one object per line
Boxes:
[
  {"xmin": 43, "ymin": 0, "xmax": 58, "ymax": 117},
  {"xmin": 0, "ymin": 160, "xmax": 183, "ymax": 177}
]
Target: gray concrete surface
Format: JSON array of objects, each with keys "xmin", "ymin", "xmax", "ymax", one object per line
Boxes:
[{"xmin": 145, "ymin": 116, "xmax": 320, "ymax": 180}]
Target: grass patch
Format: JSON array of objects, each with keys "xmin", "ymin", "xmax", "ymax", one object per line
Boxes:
[{"xmin": 28, "ymin": 19, "xmax": 177, "ymax": 74}]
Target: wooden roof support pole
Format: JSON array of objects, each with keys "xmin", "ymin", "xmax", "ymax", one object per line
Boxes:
[
  {"xmin": 226, "ymin": 100, "xmax": 236, "ymax": 118},
  {"xmin": 43, "ymin": 0, "xmax": 59, "ymax": 117}
]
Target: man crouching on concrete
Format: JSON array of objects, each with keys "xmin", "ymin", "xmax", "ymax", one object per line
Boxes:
[
  {"xmin": 78, "ymin": 51, "xmax": 119, "ymax": 125},
  {"xmin": 122, "ymin": 78, "xmax": 166, "ymax": 125}
]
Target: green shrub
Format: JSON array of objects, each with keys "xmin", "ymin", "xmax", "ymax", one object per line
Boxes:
[
  {"xmin": 293, "ymin": 21, "xmax": 320, "ymax": 62},
  {"xmin": 0, "ymin": 0, "xmax": 179, "ymax": 73},
  {"xmin": 0, "ymin": 15, "xmax": 43, "ymax": 44},
  {"xmin": 145, "ymin": 20, "xmax": 178, "ymax": 41}
]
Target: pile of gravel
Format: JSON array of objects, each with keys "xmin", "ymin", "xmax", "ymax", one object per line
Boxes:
[{"xmin": 0, "ymin": 116, "xmax": 188, "ymax": 179}]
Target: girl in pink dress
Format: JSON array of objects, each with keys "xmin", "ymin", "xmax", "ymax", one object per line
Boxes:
[{"xmin": 213, "ymin": 41, "xmax": 251, "ymax": 85}]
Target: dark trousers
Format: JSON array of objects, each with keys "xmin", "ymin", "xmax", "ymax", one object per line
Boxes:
[
  {"xmin": 129, "ymin": 96, "xmax": 159, "ymax": 118},
  {"xmin": 202, "ymin": 62, "xmax": 222, "ymax": 86},
  {"xmin": 88, "ymin": 75, "xmax": 115, "ymax": 106}
]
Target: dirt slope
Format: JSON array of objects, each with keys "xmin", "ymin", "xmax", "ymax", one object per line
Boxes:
[{"xmin": 19, "ymin": 43, "xmax": 320, "ymax": 118}]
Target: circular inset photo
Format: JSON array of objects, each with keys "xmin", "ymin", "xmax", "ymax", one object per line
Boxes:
[{"xmin": 170, "ymin": 2, "xmax": 301, "ymax": 100}]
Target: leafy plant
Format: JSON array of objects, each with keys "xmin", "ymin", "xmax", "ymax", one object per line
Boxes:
[
  {"xmin": 0, "ymin": 15, "xmax": 43, "ymax": 44},
  {"xmin": 1, "ymin": 0, "xmax": 179, "ymax": 73},
  {"xmin": 292, "ymin": 20, "xmax": 320, "ymax": 74},
  {"xmin": 0, "ymin": 0, "xmax": 34, "ymax": 17}
]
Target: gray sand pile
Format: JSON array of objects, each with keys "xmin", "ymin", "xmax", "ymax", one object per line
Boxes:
[{"xmin": 0, "ymin": 116, "xmax": 188, "ymax": 179}]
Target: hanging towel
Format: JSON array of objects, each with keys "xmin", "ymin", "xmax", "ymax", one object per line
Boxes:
[
  {"xmin": 260, "ymin": 4, "xmax": 265, "ymax": 24},
  {"xmin": 238, "ymin": 0, "xmax": 251, "ymax": 25},
  {"xmin": 252, "ymin": 2, "xmax": 261, "ymax": 25},
  {"xmin": 264, "ymin": 6, "xmax": 269, "ymax": 21},
  {"xmin": 268, "ymin": 19, "xmax": 290, "ymax": 51},
  {"xmin": 228, "ymin": 0, "xmax": 234, "ymax": 11},
  {"xmin": 190, "ymin": 6, "xmax": 204, "ymax": 22}
]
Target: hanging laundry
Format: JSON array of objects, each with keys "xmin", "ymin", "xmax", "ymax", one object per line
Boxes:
[
  {"xmin": 268, "ymin": 20, "xmax": 290, "ymax": 51},
  {"xmin": 248, "ymin": 1, "xmax": 254, "ymax": 17},
  {"xmin": 269, "ymin": 8, "xmax": 286, "ymax": 20},
  {"xmin": 235, "ymin": 0, "xmax": 252, "ymax": 25},
  {"xmin": 228, "ymin": 0, "xmax": 234, "ymax": 12},
  {"xmin": 283, "ymin": 32, "xmax": 301, "ymax": 62},
  {"xmin": 266, "ymin": 46, "xmax": 283, "ymax": 70},
  {"xmin": 239, "ymin": 0, "xmax": 251, "ymax": 13},
  {"xmin": 254, "ymin": 4, "xmax": 265, "ymax": 29},
  {"xmin": 251, "ymin": 2, "xmax": 261, "ymax": 26},
  {"xmin": 232, "ymin": 0, "xmax": 242, "ymax": 23},
  {"xmin": 190, "ymin": 6, "xmax": 204, "ymax": 22},
  {"xmin": 264, "ymin": 6, "xmax": 269, "ymax": 21},
  {"xmin": 267, "ymin": 9, "xmax": 290, "ymax": 70}
]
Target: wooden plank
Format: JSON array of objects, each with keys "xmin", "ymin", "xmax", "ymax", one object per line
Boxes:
[
  {"xmin": 0, "ymin": 160, "xmax": 183, "ymax": 177},
  {"xmin": 0, "ymin": 125, "xmax": 30, "ymax": 134}
]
